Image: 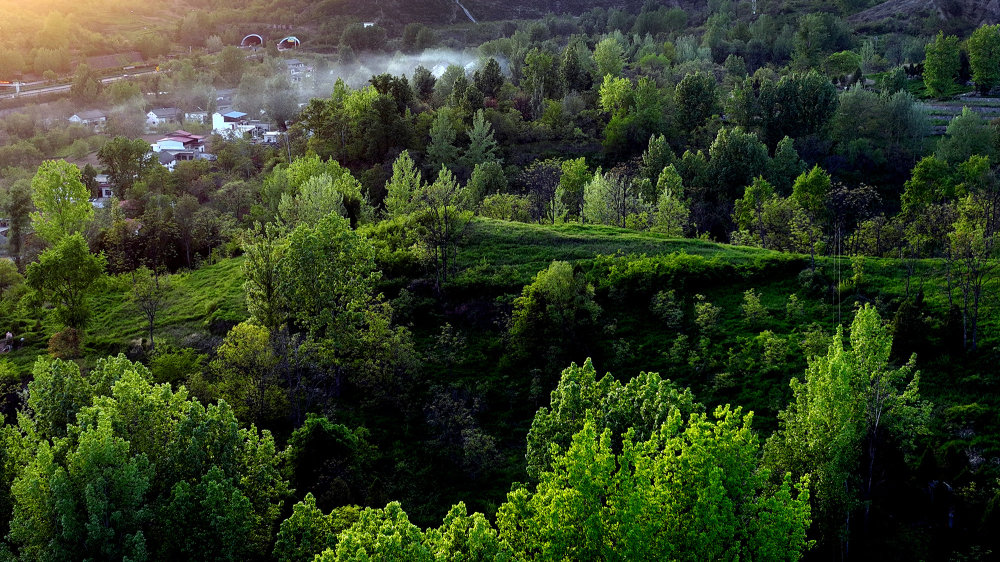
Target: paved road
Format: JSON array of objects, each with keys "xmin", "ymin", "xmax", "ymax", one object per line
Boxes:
[{"xmin": 0, "ymin": 69, "xmax": 160, "ymax": 100}]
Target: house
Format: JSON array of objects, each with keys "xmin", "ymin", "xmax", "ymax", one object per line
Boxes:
[
  {"xmin": 185, "ymin": 110, "xmax": 209, "ymax": 124},
  {"xmin": 90, "ymin": 174, "xmax": 114, "ymax": 207},
  {"xmin": 151, "ymin": 130, "xmax": 206, "ymax": 153},
  {"xmin": 212, "ymin": 111, "xmax": 248, "ymax": 136},
  {"xmin": 68, "ymin": 110, "xmax": 106, "ymax": 128},
  {"xmin": 146, "ymin": 107, "xmax": 181, "ymax": 127}
]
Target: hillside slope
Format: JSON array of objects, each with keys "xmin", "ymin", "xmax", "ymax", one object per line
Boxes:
[{"xmin": 851, "ymin": 0, "xmax": 1000, "ymax": 29}]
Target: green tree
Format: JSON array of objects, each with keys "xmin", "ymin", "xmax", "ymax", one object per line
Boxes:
[
  {"xmin": 473, "ymin": 58, "xmax": 504, "ymax": 98},
  {"xmin": 415, "ymin": 166, "xmax": 472, "ymax": 289},
  {"xmin": 423, "ymin": 502, "xmax": 513, "ymax": 560},
  {"xmin": 130, "ymin": 266, "xmax": 169, "ymax": 351},
  {"xmin": 674, "ymin": 72, "xmax": 719, "ymax": 137},
  {"xmin": 936, "ymin": 107, "xmax": 997, "ymax": 164},
  {"xmin": 10, "ymin": 356, "xmax": 288, "ymax": 560},
  {"xmin": 70, "ymin": 63, "xmax": 101, "ymax": 103},
  {"xmin": 765, "ymin": 305, "xmax": 928, "ymax": 553},
  {"xmin": 499, "ymin": 409, "xmax": 812, "ymax": 561},
  {"xmin": 279, "ymin": 213, "xmax": 379, "ymax": 338},
  {"xmin": 218, "ymin": 46, "xmax": 247, "ymax": 86},
  {"xmin": 384, "ymin": 150, "xmax": 423, "ymax": 218},
  {"xmin": 467, "ymin": 161, "xmax": 507, "ymax": 207},
  {"xmin": 98, "ymin": 136, "xmax": 158, "ymax": 199},
  {"xmin": 29, "ymin": 160, "xmax": 94, "ymax": 245},
  {"xmin": 653, "ymin": 165, "xmax": 689, "ymax": 236},
  {"xmin": 792, "ymin": 13, "xmax": 828, "ymax": 70},
  {"xmin": 768, "ymin": 136, "xmax": 807, "ymax": 192},
  {"xmin": 967, "ymin": 24, "xmax": 1000, "ymax": 95},
  {"xmin": 327, "ymin": 502, "xmax": 431, "ymax": 561},
  {"xmin": 2, "ymin": 179, "xmax": 33, "ymax": 264},
  {"xmin": 556, "ymin": 157, "xmax": 590, "ymax": 220},
  {"xmin": 560, "ymin": 38, "xmax": 591, "ymax": 93},
  {"xmin": 411, "ymin": 65, "xmax": 436, "ymax": 102},
  {"xmin": 274, "ymin": 494, "xmax": 341, "ymax": 562},
  {"xmin": 508, "ymin": 261, "xmax": 601, "ymax": 374},
  {"xmin": 26, "ymin": 233, "xmax": 105, "ymax": 330},
  {"xmin": 593, "ymin": 36, "xmax": 625, "ymax": 78},
  {"xmin": 525, "ymin": 358, "xmax": 700, "ymax": 479},
  {"xmin": 461, "ymin": 109, "xmax": 500, "ymax": 171},
  {"xmin": 733, "ymin": 176, "xmax": 777, "ymax": 247},
  {"xmin": 426, "ymin": 109, "xmax": 459, "ymax": 172},
  {"xmin": 923, "ymin": 31, "xmax": 961, "ymax": 99}
]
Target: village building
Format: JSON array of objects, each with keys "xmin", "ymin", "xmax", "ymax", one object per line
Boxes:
[
  {"xmin": 146, "ymin": 107, "xmax": 181, "ymax": 128},
  {"xmin": 68, "ymin": 109, "xmax": 107, "ymax": 129}
]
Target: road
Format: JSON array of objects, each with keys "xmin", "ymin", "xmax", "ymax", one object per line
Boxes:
[{"xmin": 0, "ymin": 69, "xmax": 160, "ymax": 100}]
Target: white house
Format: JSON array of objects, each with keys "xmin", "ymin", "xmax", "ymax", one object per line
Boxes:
[
  {"xmin": 146, "ymin": 107, "xmax": 180, "ymax": 127},
  {"xmin": 68, "ymin": 109, "xmax": 106, "ymax": 128}
]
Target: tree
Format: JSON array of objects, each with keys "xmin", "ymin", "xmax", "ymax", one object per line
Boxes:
[
  {"xmin": 653, "ymin": 165, "xmax": 689, "ymax": 236},
  {"xmin": 524, "ymin": 358, "xmax": 700, "ymax": 479},
  {"xmin": 218, "ymin": 46, "xmax": 247, "ymax": 86},
  {"xmin": 70, "ymin": 63, "xmax": 101, "ymax": 103},
  {"xmin": 791, "ymin": 165, "xmax": 831, "ymax": 267},
  {"xmin": 521, "ymin": 159, "xmax": 563, "ymax": 224},
  {"xmin": 467, "ymin": 161, "xmax": 507, "ymax": 207},
  {"xmin": 327, "ymin": 502, "xmax": 430, "ymax": 561},
  {"xmin": 426, "ymin": 109, "xmax": 459, "ymax": 172},
  {"xmin": 765, "ymin": 305, "xmax": 928, "ymax": 555},
  {"xmin": 733, "ymin": 176, "xmax": 777, "ymax": 246},
  {"xmin": 2, "ymin": 179, "xmax": 32, "ymax": 264},
  {"xmin": 415, "ymin": 166, "xmax": 472, "ymax": 289},
  {"xmin": 792, "ymin": 13, "xmax": 828, "ymax": 70},
  {"xmin": 26, "ymin": 234, "xmax": 105, "ymax": 330},
  {"xmin": 411, "ymin": 65, "xmax": 436, "ymax": 102},
  {"xmin": 557, "ymin": 158, "xmax": 590, "ymax": 220},
  {"xmin": 274, "ymin": 494, "xmax": 343, "ymax": 562},
  {"xmin": 474, "ymin": 58, "xmax": 504, "ymax": 98},
  {"xmin": 508, "ymin": 261, "xmax": 601, "ymax": 374},
  {"xmin": 768, "ymin": 136, "xmax": 807, "ymax": 192},
  {"xmin": 130, "ymin": 266, "xmax": 169, "ymax": 351},
  {"xmin": 279, "ymin": 213, "xmax": 379, "ymax": 338},
  {"xmin": 923, "ymin": 31, "xmax": 960, "ymax": 99},
  {"xmin": 593, "ymin": 36, "xmax": 625, "ymax": 78},
  {"xmin": 384, "ymin": 150, "xmax": 423, "ymax": 218},
  {"xmin": 674, "ymin": 72, "xmax": 719, "ymax": 137},
  {"xmin": 211, "ymin": 321, "xmax": 284, "ymax": 426},
  {"xmin": 583, "ymin": 170, "xmax": 643, "ymax": 228},
  {"xmin": 499, "ymin": 409, "xmax": 812, "ymax": 561},
  {"xmin": 29, "ymin": 160, "xmax": 94, "ymax": 245},
  {"xmin": 10, "ymin": 356, "xmax": 288, "ymax": 560},
  {"xmin": 967, "ymin": 24, "xmax": 1000, "ymax": 95},
  {"xmin": 461, "ymin": 109, "xmax": 500, "ymax": 171},
  {"xmin": 948, "ymin": 194, "xmax": 997, "ymax": 351},
  {"xmin": 936, "ymin": 107, "xmax": 997, "ymax": 165},
  {"xmin": 560, "ymin": 38, "xmax": 591, "ymax": 93},
  {"xmin": 98, "ymin": 136, "xmax": 158, "ymax": 199}
]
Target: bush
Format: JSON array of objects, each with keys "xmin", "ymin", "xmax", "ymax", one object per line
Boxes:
[
  {"xmin": 48, "ymin": 328, "xmax": 82, "ymax": 359},
  {"xmin": 741, "ymin": 288, "xmax": 767, "ymax": 327},
  {"xmin": 650, "ymin": 289, "xmax": 684, "ymax": 329}
]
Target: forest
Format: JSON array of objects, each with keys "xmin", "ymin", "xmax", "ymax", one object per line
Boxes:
[{"xmin": 0, "ymin": 0, "xmax": 998, "ymax": 560}]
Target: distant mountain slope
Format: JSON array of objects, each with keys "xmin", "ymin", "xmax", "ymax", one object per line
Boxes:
[
  {"xmin": 304, "ymin": 0, "xmax": 665, "ymax": 24},
  {"xmin": 850, "ymin": 0, "xmax": 1000, "ymax": 29}
]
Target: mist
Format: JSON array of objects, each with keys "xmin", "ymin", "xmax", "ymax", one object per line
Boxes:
[{"xmin": 316, "ymin": 49, "xmax": 499, "ymax": 92}]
